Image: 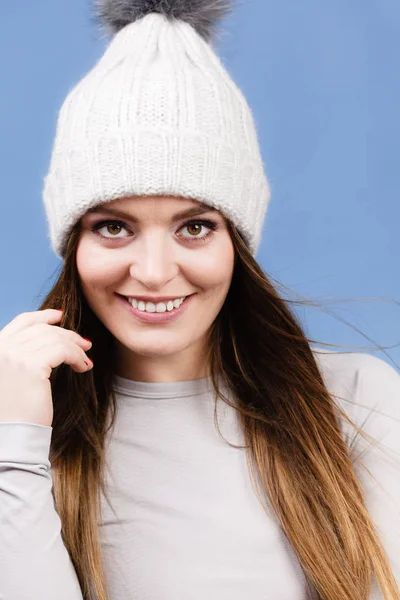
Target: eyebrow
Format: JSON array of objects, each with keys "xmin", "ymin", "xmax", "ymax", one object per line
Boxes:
[{"xmin": 86, "ymin": 203, "xmax": 218, "ymax": 223}]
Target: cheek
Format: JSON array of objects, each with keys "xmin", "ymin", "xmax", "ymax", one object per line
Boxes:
[
  {"xmin": 188, "ymin": 243, "xmax": 235, "ymax": 289},
  {"xmin": 76, "ymin": 240, "xmax": 123, "ymax": 291}
]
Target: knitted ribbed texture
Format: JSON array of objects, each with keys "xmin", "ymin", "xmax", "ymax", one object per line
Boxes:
[{"xmin": 43, "ymin": 13, "xmax": 271, "ymax": 257}]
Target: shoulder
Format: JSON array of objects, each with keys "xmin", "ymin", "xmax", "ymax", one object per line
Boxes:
[
  {"xmin": 310, "ymin": 347, "xmax": 400, "ymax": 448},
  {"xmin": 311, "ymin": 346, "xmax": 400, "ymax": 411}
]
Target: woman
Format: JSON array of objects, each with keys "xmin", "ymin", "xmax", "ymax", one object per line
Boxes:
[{"xmin": 0, "ymin": 1, "xmax": 399, "ymax": 599}]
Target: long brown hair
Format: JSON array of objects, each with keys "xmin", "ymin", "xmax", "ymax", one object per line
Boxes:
[{"xmin": 39, "ymin": 216, "xmax": 400, "ymax": 600}]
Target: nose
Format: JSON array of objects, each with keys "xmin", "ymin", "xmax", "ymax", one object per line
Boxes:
[{"xmin": 128, "ymin": 231, "xmax": 179, "ymax": 289}]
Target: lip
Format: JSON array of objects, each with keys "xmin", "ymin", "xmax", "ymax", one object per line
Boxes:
[
  {"xmin": 119, "ymin": 294, "xmax": 190, "ymax": 303},
  {"xmin": 116, "ymin": 293, "xmax": 195, "ymax": 324}
]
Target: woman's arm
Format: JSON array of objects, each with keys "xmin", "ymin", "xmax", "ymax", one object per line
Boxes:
[
  {"xmin": 0, "ymin": 422, "xmax": 84, "ymax": 600},
  {"xmin": 340, "ymin": 354, "xmax": 400, "ymax": 592}
]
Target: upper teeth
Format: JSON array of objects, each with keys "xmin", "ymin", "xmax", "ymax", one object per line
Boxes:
[{"xmin": 127, "ymin": 296, "xmax": 186, "ymax": 313}]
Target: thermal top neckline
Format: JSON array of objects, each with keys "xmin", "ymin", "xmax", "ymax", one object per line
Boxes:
[{"xmin": 112, "ymin": 373, "xmax": 214, "ymax": 399}]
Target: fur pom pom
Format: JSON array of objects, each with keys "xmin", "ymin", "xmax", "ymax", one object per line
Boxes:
[{"xmin": 95, "ymin": 0, "xmax": 233, "ymax": 41}]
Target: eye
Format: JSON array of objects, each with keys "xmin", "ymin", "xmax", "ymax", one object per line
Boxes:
[
  {"xmin": 90, "ymin": 218, "xmax": 218, "ymax": 242},
  {"xmin": 178, "ymin": 219, "xmax": 218, "ymax": 242},
  {"xmin": 91, "ymin": 220, "xmax": 130, "ymax": 239}
]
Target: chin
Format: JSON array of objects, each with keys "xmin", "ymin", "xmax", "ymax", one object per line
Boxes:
[{"xmin": 118, "ymin": 336, "xmax": 186, "ymax": 358}]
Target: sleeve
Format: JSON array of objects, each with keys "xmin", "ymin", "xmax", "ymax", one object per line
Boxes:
[
  {"xmin": 0, "ymin": 422, "xmax": 84, "ymax": 600},
  {"xmin": 340, "ymin": 354, "xmax": 400, "ymax": 594}
]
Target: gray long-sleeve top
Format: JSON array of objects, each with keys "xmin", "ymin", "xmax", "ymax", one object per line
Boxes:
[{"xmin": 0, "ymin": 348, "xmax": 399, "ymax": 600}]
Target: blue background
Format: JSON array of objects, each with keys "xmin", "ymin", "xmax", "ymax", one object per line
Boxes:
[{"xmin": 1, "ymin": 0, "xmax": 399, "ymax": 368}]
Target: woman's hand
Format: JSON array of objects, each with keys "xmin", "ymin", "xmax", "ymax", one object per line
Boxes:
[{"xmin": 0, "ymin": 309, "xmax": 93, "ymax": 427}]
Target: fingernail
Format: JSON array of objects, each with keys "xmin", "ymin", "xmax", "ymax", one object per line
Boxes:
[{"xmin": 82, "ymin": 337, "xmax": 91, "ymax": 342}]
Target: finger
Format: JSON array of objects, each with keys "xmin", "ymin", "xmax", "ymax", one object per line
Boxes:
[
  {"xmin": 28, "ymin": 341, "xmax": 93, "ymax": 376},
  {"xmin": 11, "ymin": 322, "xmax": 92, "ymax": 351},
  {"xmin": 0, "ymin": 309, "xmax": 63, "ymax": 338}
]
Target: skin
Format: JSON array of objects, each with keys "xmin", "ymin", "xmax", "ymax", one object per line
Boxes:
[{"xmin": 76, "ymin": 195, "xmax": 235, "ymax": 383}]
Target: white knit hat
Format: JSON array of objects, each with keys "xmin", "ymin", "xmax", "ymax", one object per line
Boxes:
[{"xmin": 43, "ymin": 0, "xmax": 271, "ymax": 258}]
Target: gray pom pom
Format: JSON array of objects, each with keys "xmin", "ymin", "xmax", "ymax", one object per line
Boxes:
[{"xmin": 95, "ymin": 0, "xmax": 233, "ymax": 42}]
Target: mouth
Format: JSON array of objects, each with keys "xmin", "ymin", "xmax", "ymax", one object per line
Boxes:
[
  {"xmin": 116, "ymin": 293, "xmax": 196, "ymax": 323},
  {"xmin": 117, "ymin": 293, "xmax": 193, "ymax": 310}
]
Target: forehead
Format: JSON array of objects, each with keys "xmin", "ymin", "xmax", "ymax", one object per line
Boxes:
[{"xmin": 85, "ymin": 195, "xmax": 220, "ymax": 222}]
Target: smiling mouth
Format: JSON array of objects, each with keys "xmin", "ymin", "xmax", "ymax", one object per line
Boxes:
[{"xmin": 118, "ymin": 293, "xmax": 194, "ymax": 313}]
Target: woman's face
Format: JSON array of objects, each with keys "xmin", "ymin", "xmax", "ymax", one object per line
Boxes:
[{"xmin": 76, "ymin": 195, "xmax": 235, "ymax": 381}]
